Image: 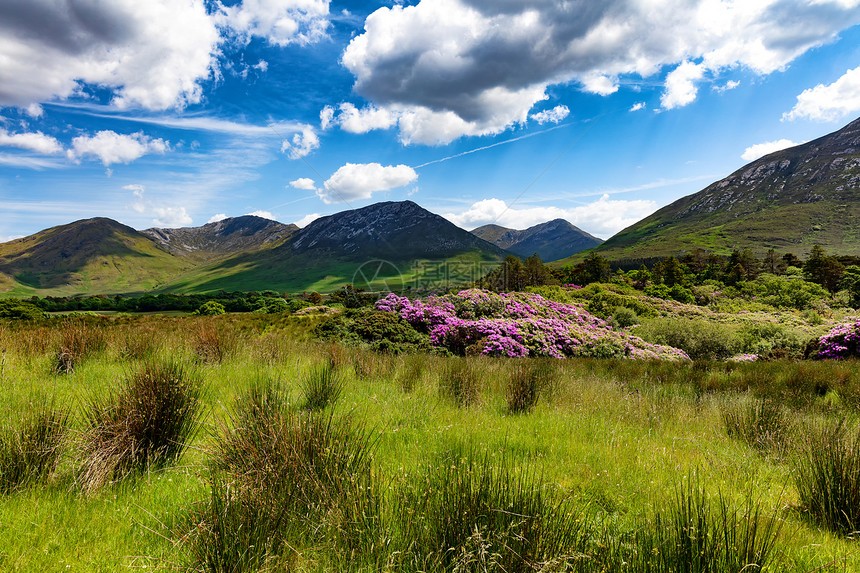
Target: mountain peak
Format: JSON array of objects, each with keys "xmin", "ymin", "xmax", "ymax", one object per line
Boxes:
[
  {"xmin": 142, "ymin": 216, "xmax": 297, "ymax": 258},
  {"xmin": 471, "ymin": 218, "xmax": 601, "ymax": 261}
]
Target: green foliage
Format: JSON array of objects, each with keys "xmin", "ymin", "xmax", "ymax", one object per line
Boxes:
[
  {"xmin": 301, "ymin": 362, "xmax": 344, "ymax": 411},
  {"xmin": 841, "ymin": 265, "xmax": 860, "ymax": 308},
  {"xmin": 194, "ymin": 300, "xmax": 226, "ymax": 316},
  {"xmin": 314, "ymin": 309, "xmax": 430, "ymax": 354},
  {"xmin": 722, "ymin": 398, "xmax": 790, "ymax": 455},
  {"xmin": 79, "ymin": 360, "xmax": 202, "ymax": 492},
  {"xmin": 804, "ymin": 245, "xmax": 844, "ymax": 293},
  {"xmin": 0, "ymin": 403, "xmax": 69, "ymax": 494},
  {"xmin": 0, "ymin": 299, "xmax": 45, "ymax": 320},
  {"xmin": 635, "ymin": 318, "xmax": 740, "ymax": 360},
  {"xmin": 612, "ymin": 306, "xmax": 640, "ymax": 328}
]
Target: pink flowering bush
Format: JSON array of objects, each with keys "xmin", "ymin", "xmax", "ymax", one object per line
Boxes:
[
  {"xmin": 375, "ymin": 289, "xmax": 689, "ymax": 360},
  {"xmin": 816, "ymin": 319, "xmax": 860, "ymax": 359}
]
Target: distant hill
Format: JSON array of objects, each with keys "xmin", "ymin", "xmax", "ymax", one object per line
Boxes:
[
  {"xmin": 0, "ymin": 218, "xmax": 189, "ymax": 295},
  {"xmin": 142, "ymin": 216, "xmax": 297, "ymax": 262},
  {"xmin": 576, "ymin": 116, "xmax": 860, "ymax": 264},
  {"xmin": 166, "ymin": 201, "xmax": 508, "ymax": 293},
  {"xmin": 471, "ymin": 219, "xmax": 602, "ymax": 261}
]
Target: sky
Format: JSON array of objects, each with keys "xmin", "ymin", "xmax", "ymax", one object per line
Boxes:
[{"xmin": 2, "ymin": 1, "xmax": 860, "ymax": 243}]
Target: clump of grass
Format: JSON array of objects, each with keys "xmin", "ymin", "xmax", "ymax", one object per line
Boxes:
[
  {"xmin": 628, "ymin": 481, "xmax": 783, "ymax": 572},
  {"xmin": 118, "ymin": 326, "xmax": 162, "ymax": 361},
  {"xmin": 794, "ymin": 420, "xmax": 860, "ymax": 535},
  {"xmin": 506, "ymin": 359, "xmax": 555, "ymax": 414},
  {"xmin": 0, "ymin": 403, "xmax": 69, "ymax": 493},
  {"xmin": 193, "ymin": 322, "xmax": 235, "ymax": 364},
  {"xmin": 440, "ymin": 359, "xmax": 481, "ymax": 407},
  {"xmin": 193, "ymin": 389, "xmax": 378, "ymax": 570},
  {"xmin": 393, "ymin": 450, "xmax": 586, "ymax": 572},
  {"xmin": 79, "ymin": 360, "xmax": 202, "ymax": 492},
  {"xmin": 302, "ymin": 362, "xmax": 344, "ymax": 411},
  {"xmin": 397, "ymin": 353, "xmax": 424, "ymax": 392},
  {"xmin": 722, "ymin": 397, "xmax": 791, "ymax": 455},
  {"xmin": 53, "ymin": 320, "xmax": 106, "ymax": 374}
]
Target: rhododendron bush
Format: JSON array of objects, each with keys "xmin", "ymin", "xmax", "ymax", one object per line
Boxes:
[
  {"xmin": 817, "ymin": 318, "xmax": 860, "ymax": 359},
  {"xmin": 375, "ymin": 289, "xmax": 689, "ymax": 360}
]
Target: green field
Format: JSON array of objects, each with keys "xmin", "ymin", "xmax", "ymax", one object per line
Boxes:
[{"xmin": 0, "ymin": 312, "xmax": 858, "ymax": 571}]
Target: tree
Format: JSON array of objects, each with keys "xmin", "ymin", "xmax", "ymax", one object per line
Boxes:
[
  {"xmin": 804, "ymin": 245, "xmax": 844, "ymax": 293},
  {"xmin": 762, "ymin": 249, "xmax": 784, "ymax": 275},
  {"xmin": 523, "ymin": 254, "xmax": 551, "ymax": 287},
  {"xmin": 654, "ymin": 256, "xmax": 685, "ymax": 287},
  {"xmin": 194, "ymin": 301, "xmax": 225, "ymax": 316},
  {"xmin": 841, "ymin": 265, "xmax": 860, "ymax": 308}
]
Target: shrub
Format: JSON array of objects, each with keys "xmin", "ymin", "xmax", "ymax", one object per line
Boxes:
[
  {"xmin": 0, "ymin": 299, "xmax": 45, "ymax": 320},
  {"xmin": 612, "ymin": 306, "xmax": 639, "ymax": 328},
  {"xmin": 314, "ymin": 309, "xmax": 430, "ymax": 354},
  {"xmin": 194, "ymin": 301, "xmax": 226, "ymax": 316},
  {"xmin": 79, "ymin": 360, "xmax": 201, "ymax": 492},
  {"xmin": 394, "ymin": 451, "xmax": 586, "ymax": 572},
  {"xmin": 0, "ymin": 403, "xmax": 69, "ymax": 493},
  {"xmin": 635, "ymin": 318, "xmax": 740, "ymax": 360},
  {"xmin": 302, "ymin": 362, "xmax": 344, "ymax": 411},
  {"xmin": 816, "ymin": 319, "xmax": 860, "ymax": 359},
  {"xmin": 794, "ymin": 420, "xmax": 860, "ymax": 534}
]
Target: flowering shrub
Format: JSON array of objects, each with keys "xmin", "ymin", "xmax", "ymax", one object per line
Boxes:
[
  {"xmin": 817, "ymin": 319, "xmax": 860, "ymax": 359},
  {"xmin": 375, "ymin": 289, "xmax": 689, "ymax": 361}
]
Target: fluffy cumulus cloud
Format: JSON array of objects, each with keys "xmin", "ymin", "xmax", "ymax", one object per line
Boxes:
[
  {"xmin": 530, "ymin": 105, "xmax": 570, "ymax": 125},
  {"xmin": 784, "ymin": 66, "xmax": 860, "ymax": 122},
  {"xmin": 0, "ymin": 0, "xmax": 221, "ymax": 110},
  {"xmin": 741, "ymin": 139, "xmax": 801, "ymax": 161},
  {"xmin": 443, "ymin": 195, "xmax": 657, "ymax": 239},
  {"xmin": 69, "ymin": 131, "xmax": 169, "ymax": 166},
  {"xmin": 319, "ymin": 163, "xmax": 417, "ymax": 204},
  {"xmin": 281, "ymin": 125, "xmax": 320, "ymax": 159},
  {"xmin": 216, "ymin": 0, "xmax": 330, "ymax": 46},
  {"xmin": 0, "ymin": 128, "xmax": 63, "ymax": 155},
  {"xmin": 295, "ymin": 212, "xmax": 322, "ymax": 227},
  {"xmin": 290, "ymin": 177, "xmax": 317, "ymax": 190},
  {"xmin": 154, "ymin": 206, "xmax": 193, "ymax": 227},
  {"xmin": 339, "ymin": 0, "xmax": 860, "ymax": 142},
  {"xmin": 208, "ymin": 213, "xmax": 228, "ymax": 223},
  {"xmin": 246, "ymin": 210, "xmax": 276, "ymax": 220}
]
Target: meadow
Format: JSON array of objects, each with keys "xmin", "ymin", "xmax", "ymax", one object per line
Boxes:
[{"xmin": 0, "ymin": 309, "xmax": 860, "ymax": 572}]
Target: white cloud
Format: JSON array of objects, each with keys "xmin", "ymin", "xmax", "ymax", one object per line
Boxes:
[
  {"xmin": 246, "ymin": 210, "xmax": 276, "ymax": 220},
  {"xmin": 661, "ymin": 61, "xmax": 706, "ymax": 110},
  {"xmin": 290, "ymin": 177, "xmax": 317, "ymax": 190},
  {"xmin": 443, "ymin": 195, "xmax": 657, "ymax": 239},
  {"xmin": 714, "ymin": 80, "xmax": 740, "ymax": 93},
  {"xmin": 281, "ymin": 124, "xmax": 319, "ymax": 159},
  {"xmin": 253, "ymin": 60, "xmax": 269, "ymax": 72},
  {"xmin": 0, "ymin": 153, "xmax": 64, "ymax": 169},
  {"xmin": 530, "ymin": 105, "xmax": 570, "ymax": 125},
  {"xmin": 295, "ymin": 212, "xmax": 322, "ymax": 227},
  {"xmin": 784, "ymin": 66, "xmax": 860, "ymax": 122},
  {"xmin": 208, "ymin": 213, "xmax": 228, "ymax": 223},
  {"xmin": 24, "ymin": 104, "xmax": 43, "ymax": 118},
  {"xmin": 0, "ymin": 234, "xmax": 24, "ymax": 243},
  {"xmin": 319, "ymin": 163, "xmax": 418, "ymax": 204},
  {"xmin": 0, "ymin": 0, "xmax": 221, "ymax": 111},
  {"xmin": 629, "ymin": 102, "xmax": 646, "ymax": 112},
  {"xmin": 325, "ymin": 103, "xmax": 398, "ymax": 133},
  {"xmin": 340, "ymin": 0, "xmax": 860, "ymax": 142},
  {"xmin": 0, "ymin": 129, "xmax": 63, "ymax": 155},
  {"xmin": 69, "ymin": 131, "xmax": 169, "ymax": 166},
  {"xmin": 741, "ymin": 139, "xmax": 801, "ymax": 161},
  {"xmin": 153, "ymin": 206, "xmax": 192, "ymax": 227},
  {"xmin": 216, "ymin": 0, "xmax": 330, "ymax": 46}
]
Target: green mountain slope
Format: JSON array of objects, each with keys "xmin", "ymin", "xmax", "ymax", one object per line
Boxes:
[
  {"xmin": 0, "ymin": 218, "xmax": 190, "ymax": 296},
  {"xmin": 561, "ymin": 116, "xmax": 860, "ymax": 264}
]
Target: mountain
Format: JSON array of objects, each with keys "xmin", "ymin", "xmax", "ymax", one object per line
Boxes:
[
  {"xmin": 0, "ymin": 218, "xmax": 190, "ymax": 295},
  {"xmin": 142, "ymin": 216, "xmax": 297, "ymax": 262},
  {"xmin": 471, "ymin": 219, "xmax": 602, "ymax": 261},
  {"xmin": 165, "ymin": 201, "xmax": 508, "ymax": 293},
  {"xmin": 571, "ymin": 116, "xmax": 860, "ymax": 264}
]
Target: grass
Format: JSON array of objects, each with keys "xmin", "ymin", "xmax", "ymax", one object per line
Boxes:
[
  {"xmin": 79, "ymin": 359, "xmax": 202, "ymax": 492},
  {"xmin": 1, "ymin": 314, "xmax": 860, "ymax": 570},
  {"xmin": 0, "ymin": 402, "xmax": 69, "ymax": 493}
]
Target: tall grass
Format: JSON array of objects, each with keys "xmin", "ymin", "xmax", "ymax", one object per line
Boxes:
[
  {"xmin": 440, "ymin": 359, "xmax": 481, "ymax": 407},
  {"xmin": 393, "ymin": 450, "xmax": 587, "ymax": 572},
  {"xmin": 0, "ymin": 402, "xmax": 69, "ymax": 493},
  {"xmin": 506, "ymin": 359, "xmax": 555, "ymax": 414},
  {"xmin": 794, "ymin": 420, "xmax": 860, "ymax": 535},
  {"xmin": 193, "ymin": 321, "xmax": 236, "ymax": 364},
  {"xmin": 53, "ymin": 320, "xmax": 106, "ymax": 374},
  {"xmin": 301, "ymin": 362, "xmax": 344, "ymax": 411},
  {"xmin": 722, "ymin": 397, "xmax": 791, "ymax": 455},
  {"xmin": 79, "ymin": 360, "xmax": 202, "ymax": 492}
]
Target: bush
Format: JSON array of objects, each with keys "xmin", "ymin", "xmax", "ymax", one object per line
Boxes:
[
  {"xmin": 635, "ymin": 318, "xmax": 740, "ymax": 360},
  {"xmin": 0, "ymin": 299, "xmax": 45, "ymax": 320},
  {"xmin": 193, "ymin": 301, "xmax": 226, "ymax": 316},
  {"xmin": 0, "ymin": 403, "xmax": 69, "ymax": 493},
  {"xmin": 816, "ymin": 319, "xmax": 860, "ymax": 359},
  {"xmin": 314, "ymin": 309, "xmax": 430, "ymax": 354},
  {"xmin": 79, "ymin": 360, "xmax": 201, "ymax": 492},
  {"xmin": 612, "ymin": 306, "xmax": 639, "ymax": 328}
]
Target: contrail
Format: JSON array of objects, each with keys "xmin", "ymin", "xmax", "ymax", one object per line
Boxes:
[{"xmin": 412, "ymin": 122, "xmax": 572, "ymax": 169}]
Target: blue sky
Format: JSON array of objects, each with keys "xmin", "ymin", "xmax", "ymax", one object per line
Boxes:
[{"xmin": 2, "ymin": 0, "xmax": 860, "ymax": 243}]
